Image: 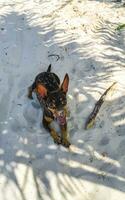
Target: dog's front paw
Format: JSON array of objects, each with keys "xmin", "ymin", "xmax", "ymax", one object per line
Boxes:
[
  {"xmin": 54, "ymin": 135, "xmax": 61, "ymax": 145},
  {"xmin": 61, "ymin": 138, "xmax": 71, "ymax": 148}
]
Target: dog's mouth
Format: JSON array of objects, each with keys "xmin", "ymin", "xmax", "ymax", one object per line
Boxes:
[
  {"xmin": 47, "ymin": 106, "xmax": 67, "ymax": 126},
  {"xmin": 56, "ymin": 110, "xmax": 66, "ymax": 126}
]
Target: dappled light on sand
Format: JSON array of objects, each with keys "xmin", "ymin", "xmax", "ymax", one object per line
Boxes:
[{"xmin": 0, "ymin": 0, "xmax": 125, "ymax": 200}]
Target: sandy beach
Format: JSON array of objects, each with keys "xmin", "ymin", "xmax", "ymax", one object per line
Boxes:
[{"xmin": 0, "ymin": 0, "xmax": 125, "ymax": 199}]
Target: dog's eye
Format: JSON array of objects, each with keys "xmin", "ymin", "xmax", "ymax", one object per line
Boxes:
[
  {"xmin": 60, "ymin": 97, "xmax": 66, "ymax": 104},
  {"xmin": 62, "ymin": 99, "xmax": 67, "ymax": 105},
  {"xmin": 49, "ymin": 103, "xmax": 53, "ymax": 107},
  {"xmin": 49, "ymin": 102, "xmax": 55, "ymax": 108}
]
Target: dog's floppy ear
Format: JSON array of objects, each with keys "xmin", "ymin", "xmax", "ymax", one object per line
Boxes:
[
  {"xmin": 61, "ymin": 73, "xmax": 69, "ymax": 93},
  {"xmin": 36, "ymin": 84, "xmax": 47, "ymax": 97}
]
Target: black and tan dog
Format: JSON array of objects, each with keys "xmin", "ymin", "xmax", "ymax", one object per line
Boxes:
[{"xmin": 28, "ymin": 65, "xmax": 70, "ymax": 148}]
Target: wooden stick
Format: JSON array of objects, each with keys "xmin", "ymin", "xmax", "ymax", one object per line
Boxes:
[{"xmin": 85, "ymin": 82, "xmax": 117, "ymax": 130}]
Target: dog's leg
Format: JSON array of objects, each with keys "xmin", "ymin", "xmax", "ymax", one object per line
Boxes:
[
  {"xmin": 27, "ymin": 82, "xmax": 36, "ymax": 99},
  {"xmin": 42, "ymin": 114, "xmax": 61, "ymax": 145},
  {"xmin": 60, "ymin": 124, "xmax": 71, "ymax": 148}
]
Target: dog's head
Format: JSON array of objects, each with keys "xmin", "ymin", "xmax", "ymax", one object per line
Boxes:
[{"xmin": 36, "ymin": 74, "xmax": 69, "ymax": 125}]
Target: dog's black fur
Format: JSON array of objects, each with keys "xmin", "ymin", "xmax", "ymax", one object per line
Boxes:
[{"xmin": 28, "ymin": 65, "xmax": 70, "ymax": 147}]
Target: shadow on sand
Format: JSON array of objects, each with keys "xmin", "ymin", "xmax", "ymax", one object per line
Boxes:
[{"xmin": 0, "ymin": 2, "xmax": 125, "ymax": 200}]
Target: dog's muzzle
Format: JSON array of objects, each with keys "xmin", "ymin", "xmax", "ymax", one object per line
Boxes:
[{"xmin": 56, "ymin": 110, "xmax": 66, "ymax": 126}]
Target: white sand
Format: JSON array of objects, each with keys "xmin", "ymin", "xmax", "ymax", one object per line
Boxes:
[{"xmin": 0, "ymin": 0, "xmax": 125, "ymax": 200}]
